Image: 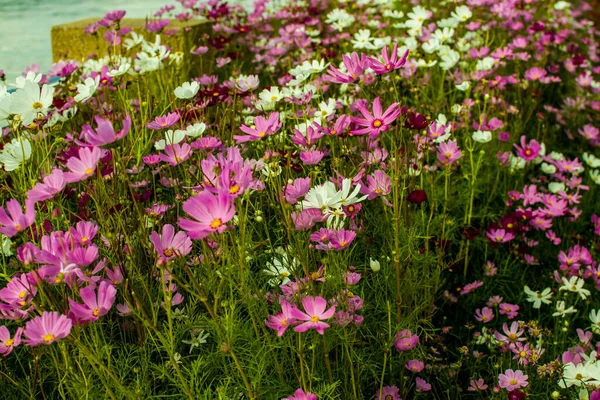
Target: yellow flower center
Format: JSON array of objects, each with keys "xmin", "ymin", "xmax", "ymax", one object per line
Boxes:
[
  {"xmin": 18, "ymin": 290, "xmax": 26, "ymax": 299},
  {"xmin": 509, "ymin": 378, "xmax": 517, "ymax": 385},
  {"xmin": 311, "ymin": 272, "xmax": 320, "ymax": 280},
  {"xmin": 373, "ymin": 120, "xmax": 382, "ymax": 128},
  {"xmin": 281, "ymin": 318, "xmax": 287, "ymax": 326},
  {"xmin": 210, "ymin": 219, "xmax": 222, "ymax": 229},
  {"xmin": 445, "ymin": 151, "xmax": 452, "ymax": 158},
  {"xmin": 4, "ymin": 339, "xmax": 14, "ymax": 347},
  {"xmin": 310, "ymin": 315, "xmax": 319, "ymax": 323},
  {"xmin": 32, "ymin": 102, "xmax": 43, "ymax": 110},
  {"xmin": 84, "ymin": 168, "xmax": 93, "ymax": 175},
  {"xmin": 43, "ymin": 333, "xmax": 55, "ymax": 343},
  {"xmin": 163, "ymin": 248, "xmax": 174, "ymax": 257},
  {"xmin": 92, "ymin": 308, "xmax": 100, "ymax": 317},
  {"xmin": 229, "ymin": 185, "xmax": 240, "ymax": 194},
  {"xmin": 15, "ymin": 224, "xmax": 22, "ymax": 231}
]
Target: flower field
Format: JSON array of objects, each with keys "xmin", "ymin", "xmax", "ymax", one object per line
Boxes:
[{"xmin": 0, "ymin": 0, "xmax": 599, "ymax": 398}]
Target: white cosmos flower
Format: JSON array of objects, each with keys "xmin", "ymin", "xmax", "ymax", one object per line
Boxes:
[
  {"xmin": 10, "ymin": 71, "xmax": 42, "ymax": 89},
  {"xmin": 560, "ymin": 276, "xmax": 591, "ymax": 300},
  {"xmin": 174, "ymin": 81, "xmax": 200, "ymax": 99},
  {"xmin": 476, "ymin": 57, "xmax": 496, "ymax": 71},
  {"xmin": 264, "ymin": 248, "xmax": 298, "ymax": 286},
  {"xmin": 0, "ymin": 137, "xmax": 32, "ymax": 171},
  {"xmin": 590, "ymin": 170, "xmax": 600, "ymax": 185},
  {"xmin": 124, "ymin": 32, "xmax": 145, "ymax": 50},
  {"xmin": 259, "ymin": 87, "xmax": 283, "ymax": 103},
  {"xmin": 183, "ymin": 123, "xmax": 206, "ymax": 138},
  {"xmin": 107, "ymin": 62, "xmax": 132, "ymax": 77},
  {"xmin": 523, "ymin": 286, "xmax": 552, "ymax": 309},
  {"xmin": 74, "ymin": 76, "xmax": 100, "ymax": 103},
  {"xmin": 0, "ymin": 234, "xmax": 12, "ymax": 256},
  {"xmin": 235, "ymin": 75, "xmax": 259, "ymax": 92},
  {"xmin": 9, "ymin": 81, "xmax": 54, "ymax": 125},
  {"xmin": 583, "ymin": 152, "xmax": 600, "ymax": 168},
  {"xmin": 540, "ymin": 162, "xmax": 557, "ymax": 174},
  {"xmin": 552, "ymin": 300, "xmax": 577, "ymax": 318},
  {"xmin": 154, "ymin": 129, "xmax": 186, "ymax": 150},
  {"xmin": 472, "ymin": 130, "xmax": 492, "ymax": 143},
  {"xmin": 455, "ymin": 81, "xmax": 471, "ymax": 91},
  {"xmin": 439, "ymin": 49, "xmax": 460, "ymax": 70},
  {"xmin": 451, "ymin": 5, "xmax": 472, "ymax": 22},
  {"xmin": 558, "ymin": 362, "xmax": 592, "ymax": 388},
  {"xmin": 0, "ymin": 90, "xmax": 12, "ymax": 128},
  {"xmin": 352, "ymin": 29, "xmax": 375, "ymax": 49},
  {"xmin": 548, "ymin": 182, "xmax": 565, "ymax": 193}
]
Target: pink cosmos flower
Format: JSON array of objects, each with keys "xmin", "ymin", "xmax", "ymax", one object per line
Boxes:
[
  {"xmin": 513, "ymin": 136, "xmax": 541, "ymax": 161},
  {"xmin": 498, "ymin": 303, "xmax": 520, "ymax": 319},
  {"xmin": 406, "ymin": 359, "xmax": 425, "ymax": 373},
  {"xmin": 524, "ymin": 67, "xmax": 547, "ymax": 82},
  {"xmin": 366, "ymin": 44, "xmax": 409, "ymax": 75},
  {"xmin": 330, "ymin": 228, "xmax": 357, "ymax": 251},
  {"xmin": 69, "ymin": 281, "xmax": 117, "ymax": 323},
  {"xmin": 415, "ymin": 377, "xmax": 431, "ymax": 392},
  {"xmin": 233, "ymin": 112, "xmax": 281, "ymax": 144},
  {"xmin": 461, "ymin": 281, "xmax": 483, "ymax": 295},
  {"xmin": 324, "ymin": 52, "xmax": 369, "ymax": 83},
  {"xmin": 69, "ymin": 221, "xmax": 98, "ymax": 246},
  {"xmin": 486, "ymin": 228, "xmax": 515, "ymax": 243},
  {"xmin": 23, "ymin": 311, "xmax": 72, "ymax": 346},
  {"xmin": 376, "ymin": 386, "xmax": 400, "ymax": 400},
  {"xmin": 178, "ymin": 190, "xmax": 235, "ymax": 240},
  {"xmin": 299, "ymin": 150, "xmax": 325, "ymax": 165},
  {"xmin": 0, "ymin": 326, "xmax": 22, "ymax": 356},
  {"xmin": 291, "ymin": 296, "xmax": 336, "ymax": 335},
  {"xmin": 437, "ymin": 140, "xmax": 462, "ymax": 165},
  {"xmin": 82, "ymin": 114, "xmax": 131, "ymax": 146},
  {"xmin": 0, "ymin": 273, "xmax": 37, "ymax": 306},
  {"xmin": 475, "ymin": 307, "xmax": 494, "ymax": 323},
  {"xmin": 351, "ymin": 97, "xmax": 400, "ymax": 139},
  {"xmin": 149, "ymin": 224, "xmax": 192, "ymax": 262},
  {"xmin": 147, "ymin": 112, "xmax": 179, "ymax": 130},
  {"xmin": 468, "ymin": 379, "xmax": 488, "ymax": 391},
  {"xmin": 28, "ymin": 169, "xmax": 68, "ymax": 203},
  {"xmin": 360, "ymin": 170, "xmax": 391, "ymax": 200},
  {"xmin": 498, "ymin": 369, "xmax": 528, "ymax": 391},
  {"xmin": 64, "ymin": 146, "xmax": 104, "ymax": 183},
  {"xmin": 394, "ymin": 329, "xmax": 419, "ymax": 351},
  {"xmin": 282, "ymin": 177, "xmax": 311, "ymax": 204},
  {"xmin": 282, "ymin": 388, "xmax": 318, "ymax": 400},
  {"xmin": 265, "ymin": 300, "xmax": 296, "ymax": 336},
  {"xmin": 160, "ymin": 143, "xmax": 192, "ymax": 166},
  {"xmin": 494, "ymin": 322, "xmax": 525, "ymax": 346},
  {"xmin": 0, "ymin": 198, "xmax": 36, "ymax": 237}
]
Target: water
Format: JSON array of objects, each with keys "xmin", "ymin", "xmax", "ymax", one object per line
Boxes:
[{"xmin": 0, "ymin": 0, "xmax": 175, "ymax": 80}]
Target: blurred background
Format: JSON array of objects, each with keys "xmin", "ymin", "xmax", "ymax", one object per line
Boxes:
[{"xmin": 0, "ymin": 0, "xmax": 174, "ymax": 80}]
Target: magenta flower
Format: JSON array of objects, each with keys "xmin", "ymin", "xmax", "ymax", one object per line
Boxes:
[
  {"xmin": 394, "ymin": 329, "xmax": 419, "ymax": 351},
  {"xmin": 291, "ymin": 296, "xmax": 336, "ymax": 334},
  {"xmin": 282, "ymin": 388, "xmax": 318, "ymax": 400},
  {"xmin": 498, "ymin": 369, "xmax": 528, "ymax": 391},
  {"xmin": 147, "ymin": 112, "xmax": 179, "ymax": 130},
  {"xmin": 360, "ymin": 170, "xmax": 391, "ymax": 200},
  {"xmin": 437, "ymin": 140, "xmax": 462, "ymax": 165},
  {"xmin": 351, "ymin": 97, "xmax": 400, "ymax": 139},
  {"xmin": 327, "ymin": 229, "xmax": 356, "ymax": 251},
  {"xmin": 513, "ymin": 136, "xmax": 541, "ymax": 161},
  {"xmin": 234, "ymin": 112, "xmax": 281, "ymax": 144},
  {"xmin": 475, "ymin": 307, "xmax": 494, "ymax": 323},
  {"xmin": 23, "ymin": 311, "xmax": 72, "ymax": 346},
  {"xmin": 486, "ymin": 228, "xmax": 515, "ymax": 243},
  {"xmin": 415, "ymin": 377, "xmax": 431, "ymax": 392},
  {"xmin": 265, "ymin": 300, "xmax": 297, "ymax": 336},
  {"xmin": 178, "ymin": 190, "xmax": 236, "ymax": 240},
  {"xmin": 468, "ymin": 378, "xmax": 488, "ymax": 391},
  {"xmin": 69, "ymin": 281, "xmax": 117, "ymax": 323},
  {"xmin": 0, "ymin": 198, "xmax": 36, "ymax": 237},
  {"xmin": 524, "ymin": 67, "xmax": 547, "ymax": 82},
  {"xmin": 324, "ymin": 52, "xmax": 368, "ymax": 84},
  {"xmin": 494, "ymin": 322, "xmax": 525, "ymax": 345},
  {"xmin": 69, "ymin": 221, "xmax": 98, "ymax": 246},
  {"xmin": 82, "ymin": 114, "xmax": 131, "ymax": 146},
  {"xmin": 366, "ymin": 44, "xmax": 409, "ymax": 75},
  {"xmin": 406, "ymin": 359, "xmax": 425, "ymax": 373},
  {"xmin": 0, "ymin": 273, "xmax": 37, "ymax": 306},
  {"xmin": 376, "ymin": 386, "xmax": 400, "ymax": 400},
  {"xmin": 299, "ymin": 150, "xmax": 325, "ymax": 165},
  {"xmin": 64, "ymin": 146, "xmax": 104, "ymax": 183},
  {"xmin": 149, "ymin": 224, "xmax": 192, "ymax": 262},
  {"xmin": 282, "ymin": 177, "xmax": 311, "ymax": 204},
  {"xmin": 159, "ymin": 143, "xmax": 192, "ymax": 166},
  {"xmin": 28, "ymin": 169, "xmax": 67, "ymax": 203},
  {"xmin": 0, "ymin": 326, "xmax": 22, "ymax": 356},
  {"xmin": 498, "ymin": 303, "xmax": 520, "ymax": 320}
]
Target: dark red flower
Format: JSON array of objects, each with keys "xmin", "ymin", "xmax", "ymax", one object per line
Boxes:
[{"xmin": 407, "ymin": 189, "xmax": 427, "ymax": 204}]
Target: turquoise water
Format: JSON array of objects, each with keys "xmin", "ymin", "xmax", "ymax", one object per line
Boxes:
[{"xmin": 0, "ymin": 0, "xmax": 174, "ymax": 80}]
